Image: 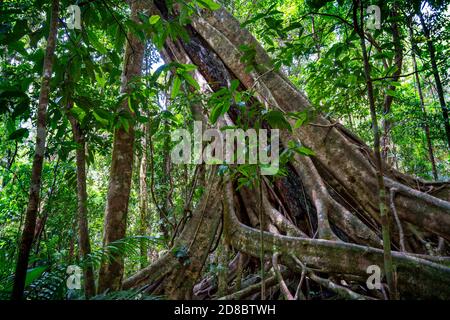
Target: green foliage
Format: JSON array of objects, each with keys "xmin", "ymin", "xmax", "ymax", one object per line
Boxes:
[
  {"xmin": 84, "ymin": 236, "xmax": 162, "ymax": 269},
  {"xmin": 209, "ymin": 79, "xmax": 240, "ymax": 124},
  {"xmin": 25, "ymin": 265, "xmax": 67, "ymax": 300},
  {"xmin": 0, "ymin": 0, "xmax": 448, "ymax": 301},
  {"xmin": 264, "ymin": 110, "xmax": 292, "ymax": 131},
  {"xmin": 230, "ymin": 0, "xmax": 449, "ymax": 179},
  {"xmin": 0, "ymin": 265, "xmax": 47, "ymax": 296}
]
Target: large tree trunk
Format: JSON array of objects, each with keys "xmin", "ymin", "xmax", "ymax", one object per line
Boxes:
[
  {"xmin": 124, "ymin": 3, "xmax": 450, "ymax": 299},
  {"xmin": 123, "ymin": 168, "xmax": 222, "ymax": 299},
  {"xmin": 97, "ymin": 0, "xmax": 145, "ymax": 293},
  {"xmin": 11, "ymin": 0, "xmax": 60, "ymax": 300}
]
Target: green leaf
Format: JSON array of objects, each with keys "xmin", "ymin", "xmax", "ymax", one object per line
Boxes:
[
  {"xmin": 2, "ymin": 265, "xmax": 48, "ymax": 293},
  {"xmin": 151, "ymin": 64, "xmax": 170, "ymax": 82},
  {"xmin": 385, "ymin": 89, "xmax": 400, "ymax": 98},
  {"xmin": 389, "ymin": 81, "xmax": 401, "ymax": 87},
  {"xmin": 24, "ymin": 265, "xmax": 48, "ymax": 287},
  {"xmin": 210, "ymin": 104, "xmax": 222, "ymax": 124},
  {"xmin": 289, "ymin": 141, "xmax": 315, "ymax": 156},
  {"xmin": 196, "ymin": 0, "xmax": 221, "ymax": 10},
  {"xmin": 92, "ymin": 110, "xmax": 110, "ymax": 125},
  {"xmin": 284, "ymin": 22, "xmax": 303, "ymax": 33},
  {"xmin": 182, "ymin": 73, "xmax": 200, "ymax": 90},
  {"xmin": 230, "ymin": 79, "xmax": 240, "ymax": 92},
  {"xmin": 94, "ymin": 71, "xmax": 107, "ymax": 88},
  {"xmin": 242, "ymin": 13, "xmax": 267, "ymax": 28},
  {"xmin": 294, "ymin": 118, "xmax": 306, "ymax": 129},
  {"xmin": 290, "ymin": 111, "xmax": 308, "ymax": 129},
  {"xmin": 171, "ymin": 76, "xmax": 182, "ymax": 99},
  {"xmin": 120, "ymin": 117, "xmax": 130, "ymax": 133},
  {"xmin": 149, "ymin": 15, "xmax": 160, "ymax": 25},
  {"xmin": 306, "ymin": 0, "xmax": 333, "ymax": 10},
  {"xmin": 295, "ymin": 146, "xmax": 315, "ymax": 156},
  {"xmin": 264, "ymin": 110, "xmax": 291, "ymax": 131},
  {"xmin": 371, "ymin": 52, "xmax": 393, "ymax": 60},
  {"xmin": 8, "ymin": 128, "xmax": 29, "ymax": 141},
  {"xmin": 209, "ymin": 101, "xmax": 230, "ymax": 124},
  {"xmin": 69, "ymin": 104, "xmax": 86, "ymax": 122},
  {"xmin": 180, "ymin": 64, "xmax": 197, "ymax": 72},
  {"xmin": 87, "ymin": 29, "xmax": 107, "ymax": 55},
  {"xmin": 149, "ymin": 117, "xmax": 161, "ymax": 135},
  {"xmin": 127, "ymin": 96, "xmax": 135, "ymax": 113},
  {"xmin": 12, "ymin": 99, "xmax": 30, "ymax": 119}
]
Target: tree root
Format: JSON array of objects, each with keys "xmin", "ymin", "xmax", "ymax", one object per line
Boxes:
[
  {"xmin": 291, "ymin": 255, "xmax": 372, "ymax": 300},
  {"xmin": 218, "ymin": 272, "xmax": 286, "ymax": 300},
  {"xmin": 272, "ymin": 253, "xmax": 294, "ymax": 300},
  {"xmin": 223, "ymin": 181, "xmax": 450, "ymax": 299}
]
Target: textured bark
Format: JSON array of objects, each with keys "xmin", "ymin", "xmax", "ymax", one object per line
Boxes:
[
  {"xmin": 67, "ymin": 104, "xmax": 96, "ymax": 298},
  {"xmin": 11, "ymin": 0, "xmax": 59, "ymax": 300},
  {"xmin": 139, "ymin": 122, "xmax": 150, "ymax": 268},
  {"xmin": 161, "ymin": 120, "xmax": 174, "ymax": 239},
  {"xmin": 122, "ymin": 14, "xmax": 225, "ymax": 295},
  {"xmin": 33, "ymin": 160, "xmax": 59, "ymax": 263},
  {"xmin": 217, "ymin": 240, "xmax": 229, "ymax": 297},
  {"xmin": 123, "ymin": 169, "xmax": 222, "ymax": 297},
  {"xmin": 162, "ymin": 169, "xmax": 222, "ymax": 299},
  {"xmin": 98, "ymin": 0, "xmax": 145, "ymax": 293},
  {"xmin": 218, "ymin": 272, "xmax": 283, "ymax": 300}
]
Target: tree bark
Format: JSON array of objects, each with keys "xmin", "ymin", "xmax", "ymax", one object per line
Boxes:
[
  {"xmin": 11, "ymin": 0, "xmax": 59, "ymax": 300},
  {"xmin": 139, "ymin": 122, "xmax": 150, "ymax": 268},
  {"xmin": 67, "ymin": 104, "xmax": 96, "ymax": 298},
  {"xmin": 98, "ymin": 0, "xmax": 145, "ymax": 293}
]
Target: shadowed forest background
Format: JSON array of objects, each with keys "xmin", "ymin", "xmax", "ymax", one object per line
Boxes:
[{"xmin": 0, "ymin": 0, "xmax": 449, "ymax": 300}]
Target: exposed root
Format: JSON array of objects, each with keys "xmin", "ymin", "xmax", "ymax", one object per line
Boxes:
[
  {"xmin": 289, "ymin": 152, "xmax": 382, "ymax": 247},
  {"xmin": 291, "ymin": 255, "xmax": 371, "ymax": 300},
  {"xmin": 218, "ymin": 272, "xmax": 285, "ymax": 300},
  {"xmin": 390, "ymin": 188, "xmax": 406, "ymax": 252},
  {"xmin": 272, "ymin": 253, "xmax": 294, "ymax": 300},
  {"xmin": 293, "ymin": 266, "xmax": 306, "ymax": 300},
  {"xmin": 122, "ymin": 252, "xmax": 176, "ymax": 290},
  {"xmin": 223, "ymin": 181, "xmax": 450, "ymax": 299}
]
